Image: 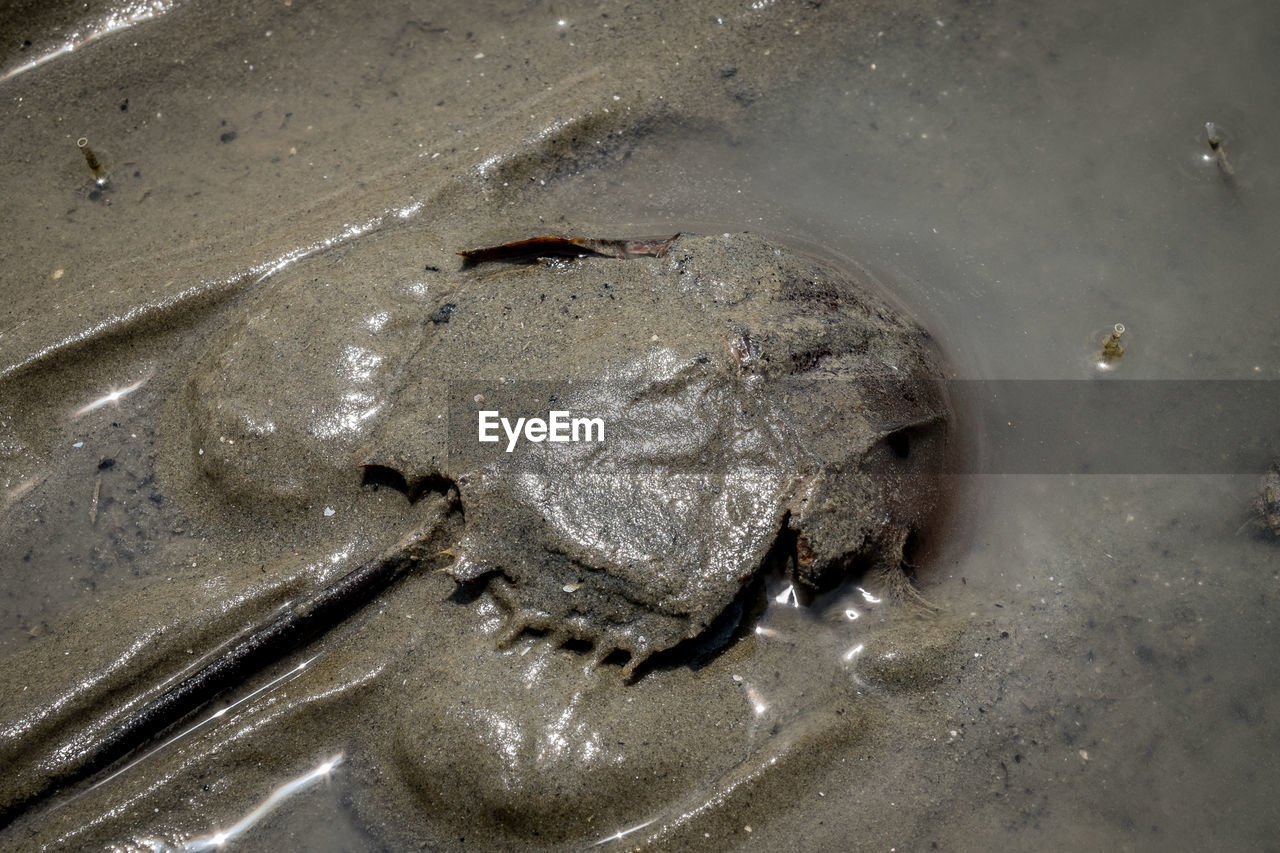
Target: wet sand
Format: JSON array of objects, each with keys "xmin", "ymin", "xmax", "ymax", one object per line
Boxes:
[{"xmin": 1, "ymin": 1, "xmax": 1278, "ymax": 850}]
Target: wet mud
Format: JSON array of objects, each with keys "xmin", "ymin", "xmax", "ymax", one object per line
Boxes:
[{"xmin": 2, "ymin": 0, "xmax": 1279, "ymax": 851}]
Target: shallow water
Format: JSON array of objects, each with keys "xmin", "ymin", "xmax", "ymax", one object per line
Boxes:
[{"xmin": 1, "ymin": 0, "xmax": 1278, "ymax": 850}]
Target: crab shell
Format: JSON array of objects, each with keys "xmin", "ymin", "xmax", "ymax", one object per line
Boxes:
[
  {"xmin": 181, "ymin": 231, "xmax": 947, "ymax": 674},
  {"xmin": 357, "ymin": 232, "xmax": 951, "ymax": 674}
]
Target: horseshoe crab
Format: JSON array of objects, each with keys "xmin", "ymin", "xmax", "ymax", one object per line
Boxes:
[{"xmin": 187, "ymin": 229, "xmax": 950, "ymax": 671}]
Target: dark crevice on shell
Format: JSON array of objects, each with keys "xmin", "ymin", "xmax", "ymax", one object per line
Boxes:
[
  {"xmin": 361, "ymin": 464, "xmax": 459, "ymax": 507},
  {"xmin": 458, "ymin": 234, "xmax": 677, "ymax": 267}
]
